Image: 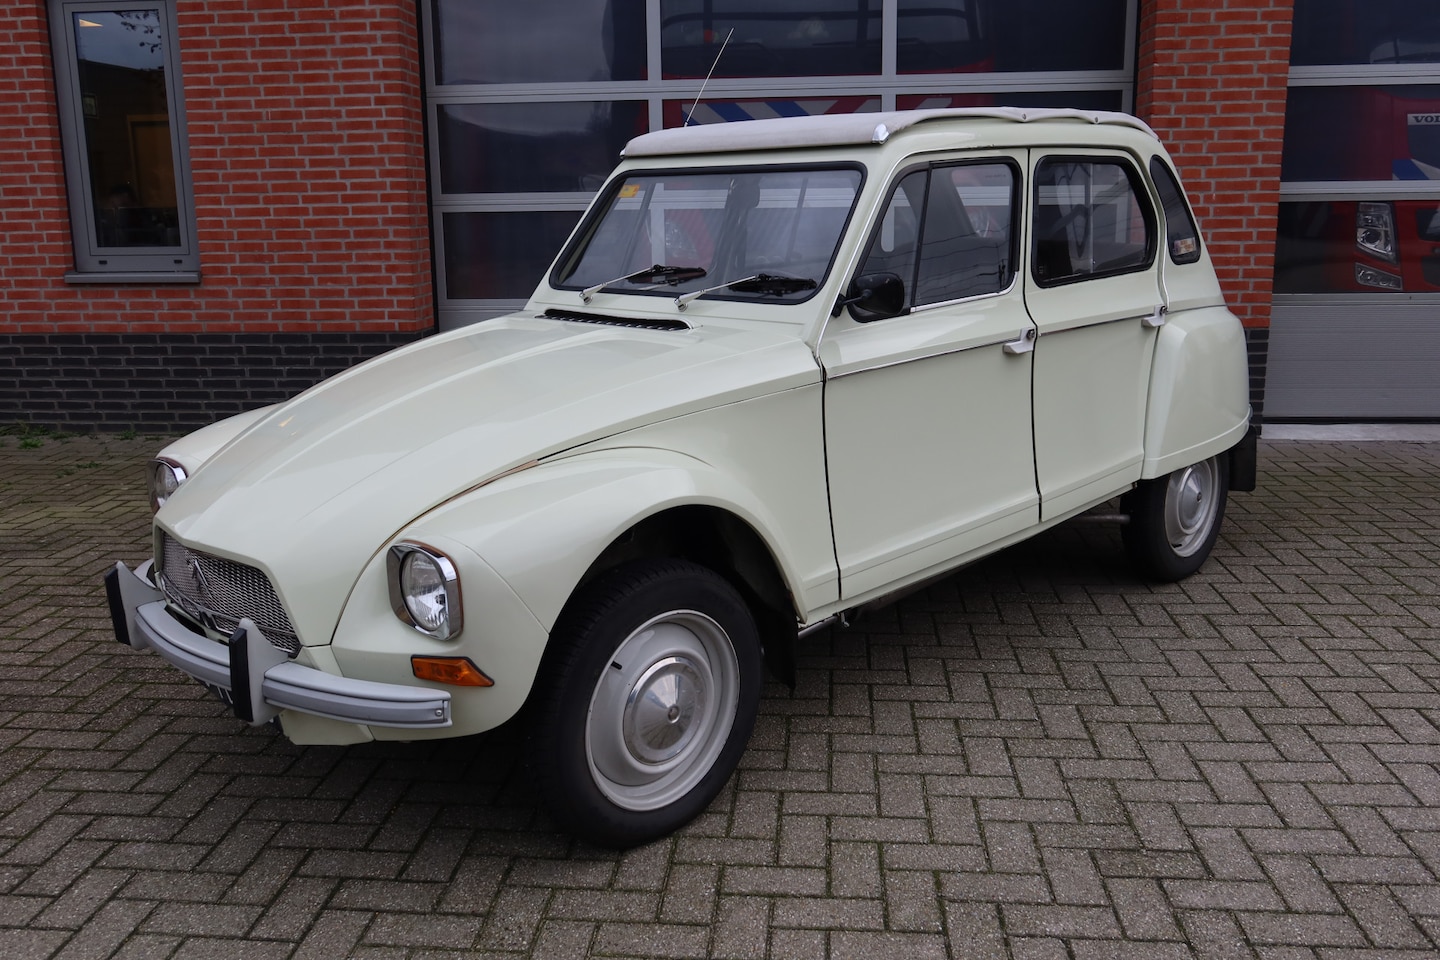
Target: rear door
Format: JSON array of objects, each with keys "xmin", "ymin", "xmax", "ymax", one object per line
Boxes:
[{"xmin": 1024, "ymin": 152, "xmax": 1164, "ymax": 520}]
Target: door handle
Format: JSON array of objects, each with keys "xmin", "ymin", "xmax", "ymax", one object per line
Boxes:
[
  {"xmin": 1141, "ymin": 305, "xmax": 1168, "ymax": 328},
  {"xmin": 1002, "ymin": 329, "xmax": 1036, "ymax": 355}
]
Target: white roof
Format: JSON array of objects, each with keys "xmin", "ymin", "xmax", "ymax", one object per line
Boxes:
[{"xmin": 622, "ymin": 108, "xmax": 1158, "ymax": 158}]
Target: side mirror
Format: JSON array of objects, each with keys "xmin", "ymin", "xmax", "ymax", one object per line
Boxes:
[{"xmin": 836, "ymin": 273, "xmax": 907, "ymax": 323}]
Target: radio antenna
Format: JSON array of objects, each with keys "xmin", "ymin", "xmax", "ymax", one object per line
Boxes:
[{"xmin": 686, "ymin": 28, "xmax": 734, "ymax": 126}]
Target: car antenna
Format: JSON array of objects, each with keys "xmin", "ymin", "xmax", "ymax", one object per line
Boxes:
[{"xmin": 686, "ymin": 28, "xmax": 734, "ymax": 126}]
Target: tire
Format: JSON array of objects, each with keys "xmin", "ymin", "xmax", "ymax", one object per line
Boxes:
[
  {"xmin": 1122, "ymin": 454, "xmax": 1228, "ymax": 582},
  {"xmin": 530, "ymin": 559, "xmax": 762, "ymax": 848}
]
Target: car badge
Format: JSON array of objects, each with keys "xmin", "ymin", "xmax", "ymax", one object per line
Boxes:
[{"xmin": 188, "ymin": 556, "xmax": 205, "ymax": 594}]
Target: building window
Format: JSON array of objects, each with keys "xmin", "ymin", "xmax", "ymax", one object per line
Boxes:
[{"xmin": 48, "ymin": 1, "xmax": 198, "ymax": 280}]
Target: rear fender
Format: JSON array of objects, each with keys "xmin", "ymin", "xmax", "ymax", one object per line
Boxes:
[{"xmin": 1142, "ymin": 306, "xmax": 1251, "ymax": 478}]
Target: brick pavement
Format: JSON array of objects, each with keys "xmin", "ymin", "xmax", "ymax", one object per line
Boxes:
[{"xmin": 1, "ymin": 432, "xmax": 1438, "ymax": 959}]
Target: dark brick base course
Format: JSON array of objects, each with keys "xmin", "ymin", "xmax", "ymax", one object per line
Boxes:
[
  {"xmin": 1246, "ymin": 325, "xmax": 1269, "ymax": 430},
  {"xmin": 0, "ymin": 332, "xmax": 427, "ymax": 433},
  {"xmin": 1, "ymin": 326, "xmax": 1270, "ymax": 437}
]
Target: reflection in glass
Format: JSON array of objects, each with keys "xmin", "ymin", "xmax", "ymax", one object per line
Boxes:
[
  {"xmin": 74, "ymin": 10, "xmax": 179, "ymax": 248},
  {"xmin": 432, "ymin": 0, "xmax": 646, "ymax": 84},
  {"xmin": 554, "ymin": 167, "xmax": 863, "ymax": 306},
  {"xmin": 1291, "ymin": 0, "xmax": 1440, "ymax": 67},
  {"xmin": 861, "ymin": 170, "xmax": 925, "ymax": 286},
  {"xmin": 1281, "ymin": 86, "xmax": 1440, "ymax": 182},
  {"xmin": 896, "ymin": 0, "xmax": 1127, "ymax": 74},
  {"xmin": 1032, "ymin": 160, "xmax": 1151, "ymax": 285},
  {"xmin": 439, "ymin": 103, "xmax": 647, "ymax": 194},
  {"xmin": 896, "ymin": 0, "xmax": 988, "ymax": 74},
  {"xmin": 916, "ymin": 163, "xmax": 1015, "ymax": 302},
  {"xmin": 660, "ymin": 0, "xmax": 882, "ymax": 78},
  {"xmin": 663, "ymin": 97, "xmax": 879, "ymax": 127},
  {"xmin": 896, "ymin": 90, "xmax": 1124, "ymax": 112},
  {"xmin": 443, "ymin": 212, "xmax": 582, "ymax": 299},
  {"xmin": 1275, "ymin": 199, "xmax": 1440, "ymax": 294}
]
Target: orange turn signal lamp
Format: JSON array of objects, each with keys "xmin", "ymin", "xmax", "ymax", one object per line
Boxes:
[{"xmin": 411, "ymin": 656, "xmax": 494, "ymax": 687}]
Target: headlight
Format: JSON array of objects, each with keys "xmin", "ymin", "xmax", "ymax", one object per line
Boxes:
[
  {"xmin": 1356, "ymin": 201, "xmax": 1398, "ymax": 263},
  {"xmin": 148, "ymin": 458, "xmax": 187, "ymax": 513},
  {"xmin": 1355, "ymin": 262, "xmax": 1403, "ymax": 290},
  {"xmin": 387, "ymin": 542, "xmax": 463, "ymax": 640}
]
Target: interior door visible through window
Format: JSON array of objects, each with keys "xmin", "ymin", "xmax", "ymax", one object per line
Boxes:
[{"xmin": 820, "ymin": 155, "xmax": 1038, "ymax": 601}]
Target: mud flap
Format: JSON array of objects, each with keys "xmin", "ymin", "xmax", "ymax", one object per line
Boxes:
[{"xmin": 1229, "ymin": 424, "xmax": 1258, "ymax": 492}]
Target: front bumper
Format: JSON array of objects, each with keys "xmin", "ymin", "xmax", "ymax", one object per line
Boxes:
[{"xmin": 105, "ymin": 561, "xmax": 451, "ymax": 730}]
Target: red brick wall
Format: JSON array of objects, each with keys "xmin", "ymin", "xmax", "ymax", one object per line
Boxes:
[
  {"xmin": 0, "ymin": 0, "xmax": 432, "ymax": 336},
  {"xmin": 1136, "ymin": 0, "xmax": 1294, "ymax": 329}
]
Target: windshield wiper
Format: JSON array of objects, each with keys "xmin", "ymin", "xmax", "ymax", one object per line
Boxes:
[
  {"xmin": 580, "ymin": 264, "xmax": 708, "ymax": 303},
  {"xmin": 675, "ymin": 273, "xmax": 818, "ymax": 310}
]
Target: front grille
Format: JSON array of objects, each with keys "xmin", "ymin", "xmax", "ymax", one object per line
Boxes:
[{"xmin": 157, "ymin": 534, "xmax": 300, "ymax": 656}]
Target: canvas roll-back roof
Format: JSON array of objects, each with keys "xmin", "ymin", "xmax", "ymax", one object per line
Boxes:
[{"xmin": 621, "ymin": 107, "xmax": 1159, "ymax": 158}]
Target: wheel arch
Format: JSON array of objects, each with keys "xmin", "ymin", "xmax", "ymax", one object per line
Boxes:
[
  {"xmin": 399, "ymin": 447, "xmax": 814, "ymax": 682},
  {"xmin": 574, "ymin": 503, "xmax": 800, "ymax": 685}
]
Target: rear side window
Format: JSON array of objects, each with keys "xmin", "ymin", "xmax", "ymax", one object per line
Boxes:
[
  {"xmin": 1031, "ymin": 158, "xmax": 1155, "ymax": 286},
  {"xmin": 1149, "ymin": 156, "xmax": 1203, "ymax": 264},
  {"xmin": 858, "ymin": 160, "xmax": 1017, "ymax": 308}
]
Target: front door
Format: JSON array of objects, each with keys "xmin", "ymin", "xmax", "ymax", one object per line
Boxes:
[{"xmin": 821, "ymin": 154, "xmax": 1038, "ymax": 601}]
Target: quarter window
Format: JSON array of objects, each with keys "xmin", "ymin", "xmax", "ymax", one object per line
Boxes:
[
  {"xmin": 1149, "ymin": 157, "xmax": 1202, "ymax": 265},
  {"xmin": 48, "ymin": 1, "xmax": 198, "ymax": 279},
  {"xmin": 1031, "ymin": 158, "xmax": 1153, "ymax": 286}
]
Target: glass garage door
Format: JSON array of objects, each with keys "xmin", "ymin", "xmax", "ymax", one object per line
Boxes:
[
  {"xmin": 421, "ymin": 0, "xmax": 1137, "ymax": 330},
  {"xmin": 1270, "ymin": 0, "xmax": 1440, "ymax": 419}
]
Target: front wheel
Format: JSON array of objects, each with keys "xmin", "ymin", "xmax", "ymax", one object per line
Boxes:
[
  {"xmin": 1122, "ymin": 454, "xmax": 1228, "ymax": 582},
  {"xmin": 530, "ymin": 559, "xmax": 762, "ymax": 848}
]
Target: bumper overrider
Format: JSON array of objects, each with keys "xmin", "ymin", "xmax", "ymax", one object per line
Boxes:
[{"xmin": 104, "ymin": 560, "xmax": 452, "ymax": 730}]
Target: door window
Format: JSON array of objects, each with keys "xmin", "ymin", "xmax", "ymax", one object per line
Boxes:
[
  {"xmin": 858, "ymin": 161, "xmax": 1017, "ymax": 308},
  {"xmin": 1031, "ymin": 158, "xmax": 1154, "ymax": 286}
]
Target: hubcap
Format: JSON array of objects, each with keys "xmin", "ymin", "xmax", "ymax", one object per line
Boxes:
[
  {"xmin": 586, "ymin": 610, "xmax": 740, "ymax": 811},
  {"xmin": 623, "ymin": 656, "xmax": 706, "ymax": 764},
  {"xmin": 1163, "ymin": 457, "xmax": 1220, "ymax": 557}
]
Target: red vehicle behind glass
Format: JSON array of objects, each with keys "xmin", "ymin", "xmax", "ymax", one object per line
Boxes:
[
  {"xmin": 1276, "ymin": 18, "xmax": 1440, "ymax": 295},
  {"xmin": 1346, "ymin": 85, "xmax": 1440, "ymax": 292}
]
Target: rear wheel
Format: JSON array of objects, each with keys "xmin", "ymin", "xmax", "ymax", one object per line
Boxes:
[
  {"xmin": 1122, "ymin": 454, "xmax": 1228, "ymax": 582},
  {"xmin": 530, "ymin": 559, "xmax": 762, "ymax": 848}
]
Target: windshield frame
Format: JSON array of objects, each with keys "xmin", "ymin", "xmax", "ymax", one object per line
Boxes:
[{"xmin": 549, "ymin": 160, "xmax": 868, "ymax": 309}]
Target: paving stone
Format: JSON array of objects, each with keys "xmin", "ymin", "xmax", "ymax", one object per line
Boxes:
[{"xmin": 5, "ymin": 436, "xmax": 1440, "ymax": 957}]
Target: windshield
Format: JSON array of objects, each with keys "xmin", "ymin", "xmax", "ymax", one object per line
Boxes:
[{"xmin": 553, "ymin": 166, "xmax": 864, "ymax": 306}]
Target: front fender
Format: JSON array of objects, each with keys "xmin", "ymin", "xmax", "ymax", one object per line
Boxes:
[
  {"xmin": 156, "ymin": 404, "xmax": 278, "ymax": 476},
  {"xmin": 1142, "ymin": 306, "xmax": 1251, "ymax": 478},
  {"xmin": 327, "ymin": 448, "xmax": 823, "ymax": 740},
  {"xmin": 399, "ymin": 447, "xmax": 826, "ymax": 637}
]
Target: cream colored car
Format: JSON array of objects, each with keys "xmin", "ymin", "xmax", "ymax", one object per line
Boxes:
[{"xmin": 107, "ymin": 108, "xmax": 1254, "ymax": 847}]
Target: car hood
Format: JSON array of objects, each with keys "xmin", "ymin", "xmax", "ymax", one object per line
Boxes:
[{"xmin": 160, "ymin": 313, "xmax": 820, "ymax": 645}]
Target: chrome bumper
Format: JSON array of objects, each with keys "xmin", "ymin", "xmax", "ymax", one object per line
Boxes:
[{"xmin": 105, "ymin": 561, "xmax": 451, "ymax": 730}]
